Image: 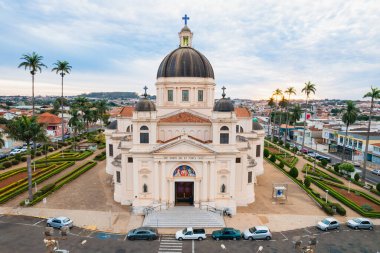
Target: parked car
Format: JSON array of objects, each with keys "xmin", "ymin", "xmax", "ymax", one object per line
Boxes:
[
  {"xmin": 307, "ymin": 152, "xmax": 317, "ymax": 158},
  {"xmin": 316, "ymin": 154, "xmax": 331, "ymax": 163},
  {"xmin": 212, "ymin": 228, "xmax": 241, "ymax": 241},
  {"xmin": 317, "ymin": 217, "xmax": 340, "ymax": 231},
  {"xmin": 300, "ymin": 148, "xmax": 308, "ymax": 154},
  {"xmin": 0, "ymin": 153, "xmax": 8, "ymax": 159},
  {"xmin": 127, "ymin": 227, "xmax": 158, "ymax": 240},
  {"xmin": 242, "ymin": 226, "xmax": 272, "ymax": 240},
  {"xmin": 46, "ymin": 217, "xmax": 73, "ymax": 229},
  {"xmin": 347, "ymin": 218, "xmax": 374, "ymax": 230},
  {"xmin": 9, "ymin": 149, "xmax": 22, "ymax": 155},
  {"xmin": 371, "ymin": 169, "xmax": 380, "ymax": 176},
  {"xmin": 19, "ymin": 147, "xmax": 28, "ymax": 152},
  {"xmin": 175, "ymin": 227, "xmax": 206, "ymax": 241}
]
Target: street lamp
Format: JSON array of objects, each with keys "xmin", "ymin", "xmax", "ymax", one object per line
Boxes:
[
  {"xmin": 325, "ymin": 190, "xmax": 329, "ymax": 204},
  {"xmin": 348, "ymin": 181, "xmax": 351, "ymax": 193}
]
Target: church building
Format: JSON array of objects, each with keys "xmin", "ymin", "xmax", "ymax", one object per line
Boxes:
[{"xmin": 105, "ymin": 19, "xmax": 265, "ymax": 214}]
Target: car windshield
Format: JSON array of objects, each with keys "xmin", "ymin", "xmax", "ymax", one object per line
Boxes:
[
  {"xmin": 249, "ymin": 227, "xmax": 257, "ymax": 233},
  {"xmin": 63, "ymin": 218, "xmax": 70, "ymax": 223},
  {"xmin": 322, "ymin": 219, "xmax": 330, "ymax": 225},
  {"xmin": 182, "ymin": 228, "xmax": 187, "ymax": 233},
  {"xmin": 352, "ymin": 218, "xmax": 362, "ymax": 223}
]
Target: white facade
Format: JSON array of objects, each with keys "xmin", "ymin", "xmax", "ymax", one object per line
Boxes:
[{"xmin": 105, "ymin": 25, "xmax": 264, "ymax": 214}]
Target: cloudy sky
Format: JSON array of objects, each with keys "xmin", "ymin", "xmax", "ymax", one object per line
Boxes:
[{"xmin": 0, "ymin": 0, "xmax": 379, "ymax": 100}]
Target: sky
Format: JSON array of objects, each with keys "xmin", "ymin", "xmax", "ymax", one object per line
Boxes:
[{"xmin": 0, "ymin": 0, "xmax": 379, "ymax": 100}]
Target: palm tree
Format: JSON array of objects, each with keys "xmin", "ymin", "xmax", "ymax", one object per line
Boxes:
[
  {"xmin": 95, "ymin": 100, "xmax": 109, "ymax": 128},
  {"xmin": 273, "ymin": 89, "xmax": 283, "ymax": 140},
  {"xmin": 18, "ymin": 52, "xmax": 47, "ymax": 116},
  {"xmin": 72, "ymin": 97, "xmax": 90, "ymax": 132},
  {"xmin": 267, "ymin": 97, "xmax": 275, "ymax": 140},
  {"xmin": 284, "ymin": 87, "xmax": 297, "ymax": 145},
  {"xmin": 290, "ymin": 104, "xmax": 302, "ymax": 123},
  {"xmin": 6, "ymin": 116, "xmax": 45, "ymax": 201},
  {"xmin": 301, "ymin": 81, "xmax": 316, "ymax": 150},
  {"xmin": 52, "ymin": 60, "xmax": 72, "ymax": 143},
  {"xmin": 341, "ymin": 101, "xmax": 360, "ymax": 162},
  {"xmin": 278, "ymin": 96, "xmax": 287, "ymax": 141},
  {"xmin": 362, "ymin": 87, "xmax": 380, "ymax": 182},
  {"xmin": 68, "ymin": 109, "xmax": 83, "ymax": 151},
  {"xmin": 0, "ymin": 132, "xmax": 5, "ymax": 148}
]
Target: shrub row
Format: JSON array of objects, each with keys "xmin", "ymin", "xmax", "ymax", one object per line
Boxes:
[
  {"xmin": 276, "ymin": 154, "xmax": 299, "ymax": 168},
  {"xmin": 35, "ymin": 151, "xmax": 93, "ymax": 164},
  {"xmin": 94, "ymin": 151, "xmax": 106, "ymax": 161},
  {"xmin": 0, "ymin": 162, "xmax": 74, "ymax": 204},
  {"xmin": 302, "ymin": 164, "xmax": 344, "ymax": 184},
  {"xmin": 23, "ymin": 161, "xmax": 97, "ymax": 206},
  {"xmin": 309, "ymin": 178, "xmax": 380, "ymax": 218}
]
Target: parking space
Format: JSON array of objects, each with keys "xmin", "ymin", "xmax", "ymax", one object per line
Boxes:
[{"xmin": 0, "ymin": 214, "xmax": 44, "ymax": 225}]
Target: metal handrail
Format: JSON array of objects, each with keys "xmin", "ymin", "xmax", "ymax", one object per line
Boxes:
[{"xmin": 200, "ymin": 204, "xmax": 223, "ymax": 216}]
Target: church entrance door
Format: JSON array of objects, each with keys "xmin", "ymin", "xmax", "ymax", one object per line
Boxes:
[{"xmin": 175, "ymin": 182, "xmax": 194, "ymax": 206}]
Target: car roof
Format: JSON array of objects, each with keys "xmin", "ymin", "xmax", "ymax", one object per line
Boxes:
[
  {"xmin": 55, "ymin": 216, "xmax": 69, "ymax": 220},
  {"xmin": 352, "ymin": 217, "xmax": 370, "ymax": 222},
  {"xmin": 136, "ymin": 227, "xmax": 156, "ymax": 231},
  {"xmin": 324, "ymin": 217, "xmax": 337, "ymax": 221},
  {"xmin": 254, "ymin": 226, "xmax": 269, "ymax": 230}
]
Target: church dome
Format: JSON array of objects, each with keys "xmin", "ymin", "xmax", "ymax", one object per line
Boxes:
[
  {"xmin": 252, "ymin": 118, "xmax": 264, "ymax": 131},
  {"xmin": 213, "ymin": 86, "xmax": 234, "ymax": 112},
  {"xmin": 135, "ymin": 87, "xmax": 156, "ymax": 112},
  {"xmin": 157, "ymin": 47, "xmax": 214, "ymax": 79}
]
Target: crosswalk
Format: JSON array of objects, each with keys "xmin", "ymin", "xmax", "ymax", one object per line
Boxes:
[{"xmin": 158, "ymin": 235, "xmax": 183, "ymax": 253}]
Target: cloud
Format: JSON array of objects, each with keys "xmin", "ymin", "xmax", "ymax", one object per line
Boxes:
[{"xmin": 0, "ymin": 0, "xmax": 379, "ymax": 99}]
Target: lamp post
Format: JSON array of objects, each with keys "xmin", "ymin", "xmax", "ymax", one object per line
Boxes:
[
  {"xmin": 348, "ymin": 181, "xmax": 351, "ymax": 193},
  {"xmin": 325, "ymin": 190, "xmax": 329, "ymax": 204}
]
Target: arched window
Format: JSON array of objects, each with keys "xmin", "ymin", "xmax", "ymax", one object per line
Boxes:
[
  {"xmin": 126, "ymin": 125, "xmax": 133, "ymax": 133},
  {"xmin": 140, "ymin": 125, "xmax": 149, "ymax": 144},
  {"xmin": 235, "ymin": 125, "xmax": 243, "ymax": 133},
  {"xmin": 220, "ymin": 126, "xmax": 229, "ymax": 144}
]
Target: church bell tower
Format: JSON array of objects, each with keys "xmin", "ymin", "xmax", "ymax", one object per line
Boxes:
[{"xmin": 179, "ymin": 14, "xmax": 193, "ymax": 47}]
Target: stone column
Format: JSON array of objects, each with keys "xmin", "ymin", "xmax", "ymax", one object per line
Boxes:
[
  {"xmin": 201, "ymin": 161, "xmax": 208, "ymax": 202},
  {"xmin": 161, "ymin": 161, "xmax": 167, "ymax": 204},
  {"xmin": 153, "ymin": 161, "xmax": 159, "ymax": 202},
  {"xmin": 229, "ymin": 159, "xmax": 236, "ymax": 199},
  {"xmin": 194, "ymin": 180, "xmax": 200, "ymax": 206},
  {"xmin": 169, "ymin": 180, "xmax": 175, "ymax": 206},
  {"xmin": 132, "ymin": 160, "xmax": 139, "ymax": 200},
  {"xmin": 209, "ymin": 161, "xmax": 216, "ymax": 202}
]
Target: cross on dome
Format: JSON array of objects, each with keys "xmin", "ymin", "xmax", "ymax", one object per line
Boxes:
[
  {"xmin": 143, "ymin": 86, "xmax": 148, "ymax": 98},
  {"xmin": 182, "ymin": 14, "xmax": 190, "ymax": 25},
  {"xmin": 222, "ymin": 86, "xmax": 226, "ymax": 98}
]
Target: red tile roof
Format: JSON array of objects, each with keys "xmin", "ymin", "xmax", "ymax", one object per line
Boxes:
[
  {"xmin": 235, "ymin": 107, "xmax": 251, "ymax": 118},
  {"xmin": 372, "ymin": 143, "xmax": 380, "ymax": 147},
  {"xmin": 118, "ymin": 106, "xmax": 134, "ymax": 117},
  {"xmin": 159, "ymin": 112, "xmax": 211, "ymax": 123},
  {"xmin": 37, "ymin": 112, "xmax": 62, "ymax": 125}
]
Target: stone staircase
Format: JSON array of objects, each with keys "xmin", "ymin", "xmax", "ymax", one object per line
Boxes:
[{"xmin": 143, "ymin": 206, "xmax": 225, "ymax": 228}]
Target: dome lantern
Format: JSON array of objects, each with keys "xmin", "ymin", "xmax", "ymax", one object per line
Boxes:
[
  {"xmin": 213, "ymin": 86, "xmax": 234, "ymax": 112},
  {"xmin": 135, "ymin": 86, "xmax": 156, "ymax": 112},
  {"xmin": 179, "ymin": 14, "xmax": 193, "ymax": 47}
]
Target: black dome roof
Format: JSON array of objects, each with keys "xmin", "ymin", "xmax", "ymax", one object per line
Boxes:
[
  {"xmin": 213, "ymin": 98, "xmax": 234, "ymax": 112},
  {"xmin": 157, "ymin": 47, "xmax": 214, "ymax": 79},
  {"xmin": 252, "ymin": 121, "xmax": 264, "ymax": 131},
  {"xmin": 135, "ymin": 98, "xmax": 156, "ymax": 112}
]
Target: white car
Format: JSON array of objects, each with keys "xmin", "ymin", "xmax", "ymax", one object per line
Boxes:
[
  {"xmin": 371, "ymin": 169, "xmax": 380, "ymax": 176},
  {"xmin": 242, "ymin": 226, "xmax": 272, "ymax": 240},
  {"xmin": 347, "ymin": 218, "xmax": 374, "ymax": 230},
  {"xmin": 9, "ymin": 149, "xmax": 22, "ymax": 155},
  {"xmin": 317, "ymin": 217, "xmax": 340, "ymax": 231},
  {"xmin": 175, "ymin": 227, "xmax": 206, "ymax": 241},
  {"xmin": 47, "ymin": 217, "xmax": 73, "ymax": 229}
]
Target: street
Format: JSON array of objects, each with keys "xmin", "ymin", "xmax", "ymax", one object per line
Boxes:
[{"xmin": 0, "ymin": 215, "xmax": 379, "ymax": 253}]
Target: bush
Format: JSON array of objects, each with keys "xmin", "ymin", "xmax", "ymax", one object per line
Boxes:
[
  {"xmin": 14, "ymin": 154, "xmax": 22, "ymax": 161},
  {"xmin": 304, "ymin": 178, "xmax": 311, "ymax": 188},
  {"xmin": 285, "ymin": 143, "xmax": 290, "ymax": 149},
  {"xmin": 334, "ymin": 163, "xmax": 341, "ymax": 173},
  {"xmin": 269, "ymin": 155, "xmax": 276, "ymax": 163},
  {"xmin": 361, "ymin": 204, "xmax": 373, "ymax": 212},
  {"xmin": 11, "ymin": 160, "xmax": 19, "ymax": 165},
  {"xmin": 48, "ymin": 148, "xmax": 54, "ymax": 152},
  {"xmin": 3, "ymin": 162, "xmax": 12, "ymax": 168},
  {"xmin": 35, "ymin": 151, "xmax": 42, "ymax": 156},
  {"xmin": 20, "ymin": 157, "xmax": 27, "ymax": 162},
  {"xmin": 339, "ymin": 163, "xmax": 355, "ymax": 174},
  {"xmin": 331, "ymin": 203, "xmax": 346, "ymax": 216},
  {"xmin": 264, "ymin": 149, "xmax": 270, "ymax": 158},
  {"xmin": 354, "ymin": 173, "xmax": 360, "ymax": 182},
  {"xmin": 321, "ymin": 159, "xmax": 328, "ymax": 167},
  {"xmin": 278, "ymin": 162, "xmax": 284, "ymax": 169},
  {"xmin": 292, "ymin": 147, "xmax": 298, "ymax": 153},
  {"xmin": 278, "ymin": 140, "xmax": 284, "ymax": 145},
  {"xmin": 377, "ymin": 183, "xmax": 380, "ymax": 192},
  {"xmin": 322, "ymin": 203, "xmax": 334, "ymax": 215},
  {"xmin": 289, "ymin": 167, "xmax": 299, "ymax": 178}
]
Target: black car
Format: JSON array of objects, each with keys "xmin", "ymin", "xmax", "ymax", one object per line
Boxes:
[
  {"xmin": 127, "ymin": 227, "xmax": 158, "ymax": 240},
  {"xmin": 316, "ymin": 154, "xmax": 331, "ymax": 162}
]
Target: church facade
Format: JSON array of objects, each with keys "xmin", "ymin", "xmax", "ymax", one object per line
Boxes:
[{"xmin": 105, "ymin": 22, "xmax": 265, "ymax": 214}]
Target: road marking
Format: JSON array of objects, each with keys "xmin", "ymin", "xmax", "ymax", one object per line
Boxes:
[
  {"xmin": 302, "ymin": 235, "xmax": 309, "ymax": 238},
  {"xmin": 77, "ymin": 229, "xmax": 85, "ymax": 236},
  {"xmin": 192, "ymin": 239, "xmax": 194, "ymax": 253},
  {"xmin": 313, "ymin": 233, "xmax": 319, "ymax": 236},
  {"xmin": 33, "ymin": 219, "xmax": 45, "ymax": 226},
  {"xmin": 123, "ymin": 234, "xmax": 128, "ymax": 241},
  {"xmin": 280, "ymin": 232, "xmax": 288, "ymax": 240},
  {"xmin": 270, "ymin": 239, "xmax": 277, "ymax": 242},
  {"xmin": 87, "ymin": 231, "xmax": 94, "ymax": 238},
  {"xmin": 304, "ymin": 228, "xmax": 312, "ymax": 234}
]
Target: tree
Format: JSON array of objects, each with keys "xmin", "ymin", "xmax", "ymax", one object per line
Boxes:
[
  {"xmin": 290, "ymin": 104, "xmax": 302, "ymax": 124},
  {"xmin": 304, "ymin": 177, "xmax": 311, "ymax": 188},
  {"xmin": 273, "ymin": 89, "xmax": 283, "ymax": 140},
  {"xmin": 267, "ymin": 97, "xmax": 275, "ymax": 140},
  {"xmin": 338, "ymin": 163, "xmax": 355, "ymax": 176},
  {"xmin": 52, "ymin": 60, "xmax": 72, "ymax": 142},
  {"xmin": 301, "ymin": 81, "xmax": 316, "ymax": 150},
  {"xmin": 289, "ymin": 167, "xmax": 299, "ymax": 178},
  {"xmin": 6, "ymin": 116, "xmax": 45, "ymax": 201},
  {"xmin": 72, "ymin": 96, "xmax": 91, "ymax": 133},
  {"xmin": 18, "ymin": 52, "xmax": 47, "ymax": 116},
  {"xmin": 94, "ymin": 100, "xmax": 109, "ymax": 128},
  {"xmin": 377, "ymin": 182, "xmax": 380, "ymax": 192},
  {"xmin": 68, "ymin": 109, "xmax": 83, "ymax": 151},
  {"xmin": 362, "ymin": 87, "xmax": 380, "ymax": 182},
  {"xmin": 0, "ymin": 132, "xmax": 5, "ymax": 148},
  {"xmin": 341, "ymin": 101, "xmax": 359, "ymax": 162},
  {"xmin": 284, "ymin": 87, "xmax": 296, "ymax": 146}
]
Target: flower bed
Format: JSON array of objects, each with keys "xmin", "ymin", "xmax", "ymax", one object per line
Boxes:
[
  {"xmin": 276, "ymin": 154, "xmax": 299, "ymax": 168},
  {"xmin": 94, "ymin": 151, "xmax": 106, "ymax": 161},
  {"xmin": 35, "ymin": 151, "xmax": 93, "ymax": 163},
  {"xmin": 23, "ymin": 161, "xmax": 97, "ymax": 206},
  {"xmin": 302, "ymin": 164, "xmax": 344, "ymax": 184},
  {"xmin": 309, "ymin": 177, "xmax": 380, "ymax": 218},
  {"xmin": 0, "ymin": 162, "xmax": 74, "ymax": 204}
]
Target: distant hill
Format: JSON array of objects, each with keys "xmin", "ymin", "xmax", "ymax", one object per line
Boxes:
[{"xmin": 81, "ymin": 92, "xmax": 139, "ymax": 99}]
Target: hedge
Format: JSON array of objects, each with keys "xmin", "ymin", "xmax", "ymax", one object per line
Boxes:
[
  {"xmin": 302, "ymin": 164, "xmax": 344, "ymax": 184},
  {"xmin": 35, "ymin": 151, "xmax": 93, "ymax": 164},
  {"xmin": 309, "ymin": 177, "xmax": 380, "ymax": 218},
  {"xmin": 0, "ymin": 162, "xmax": 74, "ymax": 204},
  {"xmin": 276, "ymin": 154, "xmax": 299, "ymax": 168},
  {"xmin": 94, "ymin": 152, "xmax": 106, "ymax": 161},
  {"xmin": 23, "ymin": 161, "xmax": 97, "ymax": 206}
]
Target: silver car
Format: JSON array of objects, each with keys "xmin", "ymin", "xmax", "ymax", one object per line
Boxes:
[
  {"xmin": 47, "ymin": 217, "xmax": 73, "ymax": 229},
  {"xmin": 371, "ymin": 169, "xmax": 380, "ymax": 176},
  {"xmin": 347, "ymin": 218, "xmax": 374, "ymax": 230},
  {"xmin": 317, "ymin": 217, "xmax": 340, "ymax": 231},
  {"xmin": 242, "ymin": 226, "xmax": 272, "ymax": 240}
]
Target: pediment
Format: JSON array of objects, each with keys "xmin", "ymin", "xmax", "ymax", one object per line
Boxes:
[
  {"xmin": 217, "ymin": 169, "xmax": 230, "ymax": 175},
  {"xmin": 139, "ymin": 168, "xmax": 151, "ymax": 174},
  {"xmin": 153, "ymin": 138, "xmax": 215, "ymax": 154}
]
